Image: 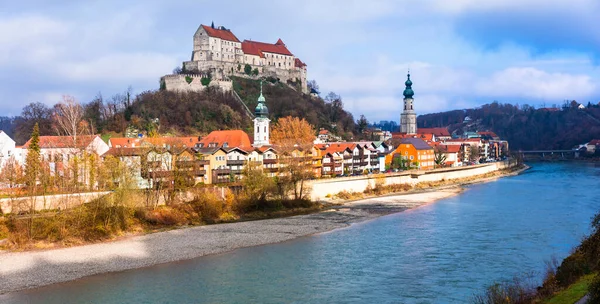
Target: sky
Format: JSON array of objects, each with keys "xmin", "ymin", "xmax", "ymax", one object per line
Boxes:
[{"xmin": 1, "ymin": 0, "xmax": 599, "ymax": 122}]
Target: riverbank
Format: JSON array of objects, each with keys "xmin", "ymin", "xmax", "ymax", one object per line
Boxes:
[{"xmin": 0, "ymin": 165, "xmax": 526, "ymax": 295}]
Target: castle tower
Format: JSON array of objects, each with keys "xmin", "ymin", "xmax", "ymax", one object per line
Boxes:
[
  {"xmin": 400, "ymin": 72, "xmax": 417, "ymax": 135},
  {"xmin": 253, "ymin": 81, "xmax": 271, "ymax": 147}
]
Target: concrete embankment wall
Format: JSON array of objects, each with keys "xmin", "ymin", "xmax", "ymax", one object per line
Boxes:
[
  {"xmin": 308, "ymin": 160, "xmax": 517, "ymax": 201},
  {"xmin": 0, "ymin": 192, "xmax": 111, "ymax": 214}
]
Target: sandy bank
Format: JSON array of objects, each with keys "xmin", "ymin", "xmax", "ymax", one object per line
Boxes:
[{"xmin": 0, "ymin": 187, "xmax": 461, "ymax": 295}]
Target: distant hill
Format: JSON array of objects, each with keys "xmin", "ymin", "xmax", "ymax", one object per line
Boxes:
[{"xmin": 417, "ymin": 102, "xmax": 600, "ymax": 150}]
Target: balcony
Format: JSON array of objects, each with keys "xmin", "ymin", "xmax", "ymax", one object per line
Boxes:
[
  {"xmin": 352, "ymin": 156, "xmax": 362, "ymax": 161},
  {"xmin": 193, "ymin": 169, "xmax": 207, "ymax": 176},
  {"xmin": 263, "ymin": 158, "xmax": 278, "ymax": 164},
  {"xmin": 213, "ymin": 168, "xmax": 231, "ymax": 175},
  {"xmin": 265, "ymin": 167, "xmax": 279, "ymax": 173},
  {"xmin": 370, "ymin": 160, "xmax": 379, "ymax": 166},
  {"xmin": 226, "ymin": 159, "xmax": 245, "ymax": 166},
  {"xmin": 360, "ymin": 161, "xmax": 368, "ymax": 166},
  {"xmin": 343, "ymin": 155, "xmax": 352, "ymax": 160}
]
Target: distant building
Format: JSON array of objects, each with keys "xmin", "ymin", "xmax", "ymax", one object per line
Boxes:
[{"xmin": 0, "ymin": 131, "xmax": 16, "ymax": 169}]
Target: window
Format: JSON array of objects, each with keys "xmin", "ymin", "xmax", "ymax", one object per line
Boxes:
[
  {"xmin": 264, "ymin": 126, "xmax": 266, "ymax": 132},
  {"xmin": 410, "ymin": 155, "xmax": 414, "ymax": 160}
]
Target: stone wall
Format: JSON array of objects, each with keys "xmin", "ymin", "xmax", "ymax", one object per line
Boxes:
[
  {"xmin": 0, "ymin": 191, "xmax": 112, "ymax": 214},
  {"xmin": 308, "ymin": 160, "xmax": 517, "ymax": 201},
  {"xmin": 161, "ymin": 74, "xmax": 232, "ymax": 93}
]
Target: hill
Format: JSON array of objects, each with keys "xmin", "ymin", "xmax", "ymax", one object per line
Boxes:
[
  {"xmin": 417, "ymin": 102, "xmax": 600, "ymax": 150},
  {"xmin": 7, "ymin": 77, "xmax": 358, "ymax": 143}
]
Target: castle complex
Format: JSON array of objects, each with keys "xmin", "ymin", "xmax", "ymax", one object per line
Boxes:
[
  {"xmin": 161, "ymin": 24, "xmax": 308, "ymax": 94},
  {"xmin": 400, "ymin": 73, "xmax": 417, "ymax": 134}
]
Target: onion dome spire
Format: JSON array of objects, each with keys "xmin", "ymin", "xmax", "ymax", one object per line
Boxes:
[
  {"xmin": 403, "ymin": 71, "xmax": 414, "ymax": 99},
  {"xmin": 255, "ymin": 80, "xmax": 269, "ymax": 118}
]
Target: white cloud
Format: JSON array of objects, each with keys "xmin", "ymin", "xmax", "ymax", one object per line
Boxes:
[{"xmin": 476, "ymin": 67, "xmax": 597, "ymax": 100}]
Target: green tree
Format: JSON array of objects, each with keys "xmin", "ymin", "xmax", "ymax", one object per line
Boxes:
[
  {"xmin": 252, "ymin": 68, "xmax": 259, "ymax": 76},
  {"xmin": 356, "ymin": 114, "xmax": 368, "ymax": 134},
  {"xmin": 434, "ymin": 149, "xmax": 447, "ymax": 168},
  {"xmin": 25, "ymin": 123, "xmax": 41, "ymax": 190},
  {"xmin": 201, "ymin": 76, "xmax": 211, "ymax": 86},
  {"xmin": 244, "ymin": 64, "xmax": 252, "ymax": 75}
]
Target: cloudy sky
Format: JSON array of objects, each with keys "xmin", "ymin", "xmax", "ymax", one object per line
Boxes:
[{"xmin": 1, "ymin": 0, "xmax": 599, "ymax": 122}]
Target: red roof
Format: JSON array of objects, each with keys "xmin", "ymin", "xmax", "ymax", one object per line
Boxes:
[
  {"xmin": 242, "ymin": 40, "xmax": 293, "ymax": 56},
  {"xmin": 242, "ymin": 41, "xmax": 265, "ymax": 58},
  {"xmin": 589, "ymin": 139, "xmax": 600, "ymax": 145},
  {"xmin": 199, "ymin": 130, "xmax": 251, "ymax": 149},
  {"xmin": 109, "ymin": 137, "xmax": 142, "ymax": 148},
  {"xmin": 201, "ymin": 25, "xmax": 240, "ymax": 42},
  {"xmin": 418, "ymin": 133, "xmax": 434, "ymax": 142},
  {"xmin": 478, "ymin": 131, "xmax": 498, "ymax": 138},
  {"xmin": 144, "ymin": 137, "xmax": 199, "ymax": 148},
  {"xmin": 295, "ymin": 58, "xmax": 307, "ymax": 68},
  {"xmin": 418, "ymin": 128, "xmax": 450, "ymax": 137},
  {"xmin": 439, "ymin": 144, "xmax": 461, "ymax": 153},
  {"xmin": 319, "ymin": 129, "xmax": 330, "ymax": 135},
  {"xmin": 23, "ymin": 135, "xmax": 98, "ymax": 149}
]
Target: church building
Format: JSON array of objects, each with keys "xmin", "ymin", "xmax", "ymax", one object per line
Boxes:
[
  {"xmin": 400, "ymin": 73, "xmax": 417, "ymax": 135},
  {"xmin": 253, "ymin": 81, "xmax": 271, "ymax": 147}
]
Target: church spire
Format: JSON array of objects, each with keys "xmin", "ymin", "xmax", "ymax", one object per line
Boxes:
[
  {"xmin": 255, "ymin": 80, "xmax": 269, "ymax": 118},
  {"xmin": 403, "ymin": 71, "xmax": 414, "ymax": 99}
]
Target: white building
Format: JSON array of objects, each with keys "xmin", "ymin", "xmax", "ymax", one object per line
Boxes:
[{"xmin": 0, "ymin": 131, "xmax": 16, "ymax": 169}]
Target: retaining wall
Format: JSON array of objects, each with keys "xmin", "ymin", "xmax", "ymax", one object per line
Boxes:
[
  {"xmin": 308, "ymin": 160, "xmax": 517, "ymax": 201},
  {"xmin": 0, "ymin": 191, "xmax": 112, "ymax": 214}
]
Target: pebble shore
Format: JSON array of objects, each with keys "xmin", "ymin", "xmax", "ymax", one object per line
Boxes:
[{"xmin": 0, "ymin": 188, "xmax": 461, "ymax": 295}]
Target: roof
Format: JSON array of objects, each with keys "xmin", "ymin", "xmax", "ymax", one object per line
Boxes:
[
  {"xmin": 199, "ymin": 130, "xmax": 251, "ymax": 149},
  {"xmin": 478, "ymin": 131, "xmax": 498, "ymax": 138},
  {"xmin": 104, "ymin": 147, "xmax": 146, "ymax": 156},
  {"xmin": 195, "ymin": 147, "xmax": 225, "ymax": 155},
  {"xmin": 201, "ymin": 25, "xmax": 240, "ymax": 42},
  {"xmin": 418, "ymin": 133, "xmax": 434, "ymax": 142},
  {"xmin": 400, "ymin": 138, "xmax": 433, "ymax": 150},
  {"xmin": 439, "ymin": 144, "xmax": 461, "ymax": 153},
  {"xmin": 417, "ymin": 128, "xmax": 450, "ymax": 137},
  {"xmin": 318, "ymin": 129, "xmax": 330, "ymax": 135},
  {"xmin": 295, "ymin": 58, "xmax": 306, "ymax": 68},
  {"xmin": 589, "ymin": 139, "xmax": 600, "ymax": 145},
  {"xmin": 143, "ymin": 137, "xmax": 199, "ymax": 148},
  {"xmin": 23, "ymin": 135, "xmax": 99, "ymax": 149},
  {"xmin": 317, "ymin": 143, "xmax": 356, "ymax": 154},
  {"xmin": 109, "ymin": 137, "xmax": 142, "ymax": 148},
  {"xmin": 242, "ymin": 39, "xmax": 293, "ymax": 56}
]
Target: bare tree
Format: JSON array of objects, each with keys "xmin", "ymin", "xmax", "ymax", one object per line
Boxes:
[{"xmin": 53, "ymin": 95, "xmax": 87, "ymax": 144}]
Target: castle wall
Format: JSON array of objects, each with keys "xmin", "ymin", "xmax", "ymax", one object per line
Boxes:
[{"xmin": 161, "ymin": 74, "xmax": 232, "ymax": 93}]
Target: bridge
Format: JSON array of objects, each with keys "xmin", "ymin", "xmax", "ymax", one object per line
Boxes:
[{"xmin": 519, "ymin": 149, "xmax": 581, "ymax": 159}]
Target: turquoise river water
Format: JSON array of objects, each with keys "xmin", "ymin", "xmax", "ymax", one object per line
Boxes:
[{"xmin": 2, "ymin": 162, "xmax": 600, "ymax": 303}]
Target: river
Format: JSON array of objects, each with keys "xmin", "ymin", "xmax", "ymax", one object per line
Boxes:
[{"xmin": 3, "ymin": 162, "xmax": 600, "ymax": 303}]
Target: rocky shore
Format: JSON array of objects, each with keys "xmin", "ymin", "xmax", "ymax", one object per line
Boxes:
[{"xmin": 0, "ymin": 188, "xmax": 461, "ymax": 295}]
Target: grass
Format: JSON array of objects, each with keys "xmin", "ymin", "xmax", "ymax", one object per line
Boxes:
[{"xmin": 545, "ymin": 273, "xmax": 596, "ymax": 304}]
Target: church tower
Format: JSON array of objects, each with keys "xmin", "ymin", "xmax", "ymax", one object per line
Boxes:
[
  {"xmin": 400, "ymin": 72, "xmax": 417, "ymax": 134},
  {"xmin": 253, "ymin": 81, "xmax": 271, "ymax": 147}
]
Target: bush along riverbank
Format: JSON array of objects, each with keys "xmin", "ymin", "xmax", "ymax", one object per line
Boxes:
[
  {"xmin": 0, "ymin": 186, "xmax": 321, "ymax": 251},
  {"xmin": 471, "ymin": 211, "xmax": 600, "ymax": 304}
]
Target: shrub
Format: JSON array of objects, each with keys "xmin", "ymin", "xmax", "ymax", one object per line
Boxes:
[
  {"xmin": 185, "ymin": 76, "xmax": 193, "ymax": 84},
  {"xmin": 252, "ymin": 68, "xmax": 259, "ymax": 76},
  {"xmin": 188, "ymin": 190, "xmax": 224, "ymax": 223},
  {"xmin": 589, "ymin": 275, "xmax": 600, "ymax": 303},
  {"xmin": 555, "ymin": 252, "xmax": 590, "ymax": 287},
  {"xmin": 143, "ymin": 206, "xmax": 188, "ymax": 226},
  {"xmin": 471, "ymin": 275, "xmax": 536, "ymax": 304},
  {"xmin": 244, "ymin": 64, "xmax": 252, "ymax": 75},
  {"xmin": 201, "ymin": 77, "xmax": 211, "ymax": 86}
]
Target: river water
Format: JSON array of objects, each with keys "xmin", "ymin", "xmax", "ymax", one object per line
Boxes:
[{"xmin": 3, "ymin": 163, "xmax": 600, "ymax": 303}]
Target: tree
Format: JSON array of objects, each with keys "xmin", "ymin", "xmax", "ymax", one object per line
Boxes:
[
  {"xmin": 356, "ymin": 115, "xmax": 368, "ymax": 134},
  {"xmin": 469, "ymin": 145, "xmax": 481, "ymax": 163},
  {"xmin": 271, "ymin": 116, "xmax": 316, "ymax": 200},
  {"xmin": 173, "ymin": 66, "xmax": 183, "ymax": 74},
  {"xmin": 0, "ymin": 156, "xmax": 23, "ymax": 191},
  {"xmin": 252, "ymin": 68, "xmax": 259, "ymax": 76},
  {"xmin": 434, "ymin": 148, "xmax": 447, "ymax": 168},
  {"xmin": 24, "ymin": 123, "xmax": 41, "ymax": 238},
  {"xmin": 53, "ymin": 95, "xmax": 87, "ymax": 144},
  {"xmin": 241, "ymin": 162, "xmax": 275, "ymax": 209},
  {"xmin": 14, "ymin": 102, "xmax": 53, "ymax": 145},
  {"xmin": 307, "ymin": 80, "xmax": 319, "ymax": 94},
  {"xmin": 244, "ymin": 64, "xmax": 252, "ymax": 75}
]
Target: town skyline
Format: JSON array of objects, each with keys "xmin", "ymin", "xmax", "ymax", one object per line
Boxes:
[{"xmin": 1, "ymin": 1, "xmax": 599, "ymax": 121}]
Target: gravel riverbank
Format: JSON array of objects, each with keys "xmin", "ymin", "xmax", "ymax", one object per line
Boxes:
[{"xmin": 0, "ymin": 188, "xmax": 461, "ymax": 295}]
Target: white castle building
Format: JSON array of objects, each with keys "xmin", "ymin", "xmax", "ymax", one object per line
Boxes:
[{"xmin": 161, "ymin": 24, "xmax": 308, "ymax": 94}]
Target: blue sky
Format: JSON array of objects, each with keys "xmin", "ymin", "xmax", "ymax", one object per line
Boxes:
[{"xmin": 1, "ymin": 0, "xmax": 599, "ymax": 122}]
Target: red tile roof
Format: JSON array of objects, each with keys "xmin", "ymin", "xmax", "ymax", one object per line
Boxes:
[
  {"xmin": 201, "ymin": 25, "xmax": 240, "ymax": 42},
  {"xmin": 295, "ymin": 58, "xmax": 307, "ymax": 68},
  {"xmin": 109, "ymin": 137, "xmax": 142, "ymax": 148},
  {"xmin": 418, "ymin": 128, "xmax": 450, "ymax": 137},
  {"xmin": 589, "ymin": 139, "xmax": 600, "ymax": 145},
  {"xmin": 23, "ymin": 135, "xmax": 99, "ymax": 149},
  {"xmin": 144, "ymin": 137, "xmax": 199, "ymax": 148},
  {"xmin": 439, "ymin": 144, "xmax": 461, "ymax": 153},
  {"xmin": 199, "ymin": 130, "xmax": 251, "ymax": 149},
  {"xmin": 478, "ymin": 131, "xmax": 498, "ymax": 138},
  {"xmin": 242, "ymin": 40, "xmax": 293, "ymax": 56},
  {"xmin": 242, "ymin": 41, "xmax": 265, "ymax": 58},
  {"xmin": 319, "ymin": 129, "xmax": 330, "ymax": 135}
]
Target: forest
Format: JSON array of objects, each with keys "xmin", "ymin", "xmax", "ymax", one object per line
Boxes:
[{"xmin": 418, "ymin": 101, "xmax": 600, "ymax": 150}]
